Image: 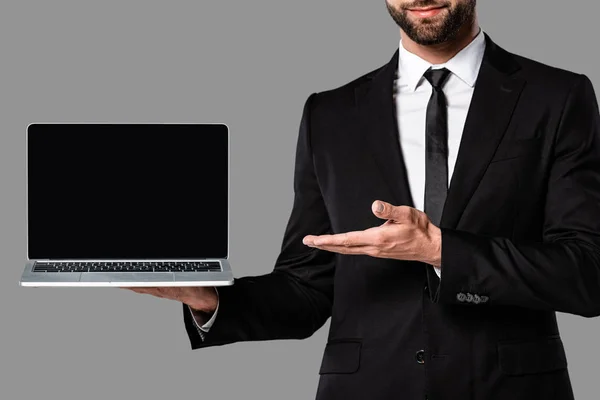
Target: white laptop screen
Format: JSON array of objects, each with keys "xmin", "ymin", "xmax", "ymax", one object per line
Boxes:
[{"xmin": 27, "ymin": 124, "xmax": 228, "ymax": 260}]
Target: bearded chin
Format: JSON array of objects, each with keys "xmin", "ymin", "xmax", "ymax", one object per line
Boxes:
[{"xmin": 385, "ymin": 1, "xmax": 476, "ymax": 45}]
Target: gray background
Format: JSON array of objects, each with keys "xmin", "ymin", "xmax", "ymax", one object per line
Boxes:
[{"xmin": 1, "ymin": 1, "xmax": 598, "ymax": 399}]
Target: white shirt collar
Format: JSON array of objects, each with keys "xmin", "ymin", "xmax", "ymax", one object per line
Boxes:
[{"xmin": 398, "ymin": 28, "xmax": 486, "ymax": 92}]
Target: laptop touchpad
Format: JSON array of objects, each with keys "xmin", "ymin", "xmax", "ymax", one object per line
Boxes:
[{"xmin": 80, "ymin": 273, "xmax": 174, "ymax": 282}]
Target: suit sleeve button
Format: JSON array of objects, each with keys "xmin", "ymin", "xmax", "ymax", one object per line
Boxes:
[
  {"xmin": 456, "ymin": 293, "xmax": 466, "ymax": 302},
  {"xmin": 480, "ymin": 295, "xmax": 489, "ymax": 303},
  {"xmin": 466, "ymin": 293, "xmax": 474, "ymax": 303}
]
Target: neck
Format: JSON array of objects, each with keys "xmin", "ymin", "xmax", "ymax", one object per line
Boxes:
[{"xmin": 400, "ymin": 20, "xmax": 480, "ymax": 64}]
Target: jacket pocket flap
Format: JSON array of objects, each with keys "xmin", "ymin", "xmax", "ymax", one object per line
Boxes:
[
  {"xmin": 498, "ymin": 336, "xmax": 567, "ymax": 376},
  {"xmin": 319, "ymin": 339, "xmax": 362, "ymax": 374}
]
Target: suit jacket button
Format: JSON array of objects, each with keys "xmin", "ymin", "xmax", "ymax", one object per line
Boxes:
[
  {"xmin": 415, "ymin": 350, "xmax": 425, "ymax": 364},
  {"xmin": 473, "ymin": 294, "xmax": 481, "ymax": 304},
  {"xmin": 466, "ymin": 293, "xmax": 474, "ymax": 303},
  {"xmin": 456, "ymin": 292, "xmax": 466, "ymax": 302}
]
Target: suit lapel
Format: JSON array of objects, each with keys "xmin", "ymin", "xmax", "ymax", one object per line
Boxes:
[
  {"xmin": 355, "ymin": 33, "xmax": 525, "ymax": 229},
  {"xmin": 440, "ymin": 34, "xmax": 525, "ymax": 228},
  {"xmin": 355, "ymin": 49, "xmax": 415, "ymax": 209}
]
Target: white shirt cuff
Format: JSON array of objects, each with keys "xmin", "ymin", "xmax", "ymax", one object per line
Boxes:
[{"xmin": 189, "ymin": 287, "xmax": 219, "ymax": 332}]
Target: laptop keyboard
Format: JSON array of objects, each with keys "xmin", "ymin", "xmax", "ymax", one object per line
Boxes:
[{"xmin": 33, "ymin": 261, "xmax": 221, "ymax": 273}]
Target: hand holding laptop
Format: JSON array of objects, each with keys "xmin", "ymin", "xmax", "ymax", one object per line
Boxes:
[{"xmin": 122, "ymin": 286, "xmax": 218, "ymax": 314}]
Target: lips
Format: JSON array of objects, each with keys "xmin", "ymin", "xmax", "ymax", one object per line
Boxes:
[{"xmin": 407, "ymin": 6, "xmax": 447, "ymax": 18}]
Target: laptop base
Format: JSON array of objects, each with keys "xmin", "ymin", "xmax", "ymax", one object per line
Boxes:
[{"xmin": 19, "ymin": 260, "xmax": 234, "ymax": 287}]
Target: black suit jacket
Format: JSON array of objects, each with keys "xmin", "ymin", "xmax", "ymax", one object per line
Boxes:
[{"xmin": 183, "ymin": 33, "xmax": 600, "ymax": 400}]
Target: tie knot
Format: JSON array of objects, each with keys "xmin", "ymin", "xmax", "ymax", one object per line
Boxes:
[{"xmin": 423, "ymin": 67, "xmax": 451, "ymax": 90}]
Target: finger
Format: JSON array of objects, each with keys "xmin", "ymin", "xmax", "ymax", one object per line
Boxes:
[
  {"xmin": 310, "ymin": 244, "xmax": 375, "ymax": 255},
  {"xmin": 308, "ymin": 226, "xmax": 384, "ymax": 247},
  {"xmin": 310, "ymin": 230, "xmax": 374, "ymax": 247},
  {"xmin": 372, "ymin": 200, "xmax": 394, "ymax": 219},
  {"xmin": 372, "ymin": 201, "xmax": 414, "ymax": 222},
  {"xmin": 303, "ymin": 235, "xmax": 317, "ymax": 246},
  {"xmin": 305, "ymin": 234, "xmax": 350, "ymax": 246},
  {"xmin": 393, "ymin": 206, "xmax": 417, "ymax": 222},
  {"xmin": 152, "ymin": 287, "xmax": 168, "ymax": 298}
]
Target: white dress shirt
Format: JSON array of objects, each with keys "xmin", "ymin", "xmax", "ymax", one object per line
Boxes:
[
  {"xmin": 396, "ymin": 29, "xmax": 486, "ymax": 278},
  {"xmin": 190, "ymin": 29, "xmax": 487, "ymax": 336}
]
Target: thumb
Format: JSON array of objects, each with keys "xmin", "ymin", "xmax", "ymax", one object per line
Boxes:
[{"xmin": 372, "ymin": 200, "xmax": 394, "ymax": 219}]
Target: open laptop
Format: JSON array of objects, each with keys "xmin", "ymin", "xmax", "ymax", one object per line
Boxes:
[{"xmin": 20, "ymin": 123, "xmax": 234, "ymax": 287}]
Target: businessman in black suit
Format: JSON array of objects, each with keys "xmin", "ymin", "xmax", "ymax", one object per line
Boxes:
[{"xmin": 127, "ymin": 0, "xmax": 600, "ymax": 398}]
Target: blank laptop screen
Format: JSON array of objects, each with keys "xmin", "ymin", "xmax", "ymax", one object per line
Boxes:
[{"xmin": 27, "ymin": 124, "xmax": 228, "ymax": 260}]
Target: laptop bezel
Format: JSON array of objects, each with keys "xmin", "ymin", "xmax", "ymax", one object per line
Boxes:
[{"xmin": 25, "ymin": 122, "xmax": 230, "ymax": 262}]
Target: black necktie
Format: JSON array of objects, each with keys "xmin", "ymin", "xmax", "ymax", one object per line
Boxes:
[{"xmin": 423, "ymin": 67, "xmax": 451, "ymax": 226}]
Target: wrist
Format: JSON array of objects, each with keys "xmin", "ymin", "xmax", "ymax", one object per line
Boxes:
[
  {"xmin": 188, "ymin": 287, "xmax": 218, "ymax": 314},
  {"xmin": 423, "ymin": 224, "xmax": 442, "ymax": 267}
]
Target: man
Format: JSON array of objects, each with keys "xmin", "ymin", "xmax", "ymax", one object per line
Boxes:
[{"xmin": 126, "ymin": 0, "xmax": 600, "ymax": 398}]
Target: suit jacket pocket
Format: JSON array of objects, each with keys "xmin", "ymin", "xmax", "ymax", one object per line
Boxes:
[
  {"xmin": 490, "ymin": 137, "xmax": 543, "ymax": 162},
  {"xmin": 498, "ymin": 335, "xmax": 568, "ymax": 376},
  {"xmin": 319, "ymin": 339, "xmax": 362, "ymax": 374}
]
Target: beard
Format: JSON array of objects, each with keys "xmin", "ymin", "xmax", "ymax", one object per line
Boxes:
[{"xmin": 386, "ymin": 0, "xmax": 476, "ymax": 45}]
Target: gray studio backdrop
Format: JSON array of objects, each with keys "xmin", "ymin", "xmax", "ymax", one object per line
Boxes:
[{"xmin": 1, "ymin": 1, "xmax": 598, "ymax": 399}]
